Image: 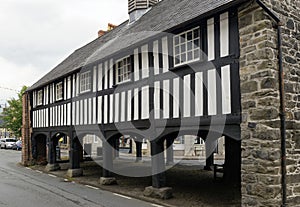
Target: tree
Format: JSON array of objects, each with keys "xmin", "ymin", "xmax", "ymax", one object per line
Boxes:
[{"xmin": 2, "ymin": 86, "xmax": 27, "ymax": 138}]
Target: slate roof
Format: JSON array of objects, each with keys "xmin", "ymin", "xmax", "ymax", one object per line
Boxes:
[{"xmin": 28, "ymin": 0, "xmax": 245, "ymax": 91}]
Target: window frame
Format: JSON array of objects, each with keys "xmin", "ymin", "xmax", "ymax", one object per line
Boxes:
[
  {"xmin": 174, "ymin": 136, "xmax": 185, "ymax": 145},
  {"xmin": 55, "ymin": 82, "xmax": 63, "ymax": 101},
  {"xmin": 80, "ymin": 71, "xmax": 92, "ymax": 93},
  {"xmin": 116, "ymin": 56, "xmax": 131, "ymax": 84},
  {"xmin": 93, "ymin": 135, "xmax": 98, "ymax": 144},
  {"xmin": 37, "ymin": 90, "xmax": 43, "ymax": 106},
  {"xmin": 173, "ymin": 26, "xmax": 201, "ymax": 67}
]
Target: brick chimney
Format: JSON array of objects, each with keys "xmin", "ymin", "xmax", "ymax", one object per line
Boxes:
[{"xmin": 128, "ymin": 0, "xmax": 159, "ymax": 23}]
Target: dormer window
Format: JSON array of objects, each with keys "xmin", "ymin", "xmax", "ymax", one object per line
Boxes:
[
  {"xmin": 80, "ymin": 71, "xmax": 91, "ymax": 93},
  {"xmin": 116, "ymin": 57, "xmax": 131, "ymax": 84},
  {"xmin": 56, "ymin": 82, "xmax": 63, "ymax": 101},
  {"xmin": 37, "ymin": 90, "xmax": 43, "ymax": 106},
  {"xmin": 174, "ymin": 27, "xmax": 200, "ymax": 66}
]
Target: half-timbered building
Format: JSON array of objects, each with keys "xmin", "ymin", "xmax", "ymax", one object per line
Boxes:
[{"xmin": 22, "ymin": 0, "xmax": 300, "ymax": 206}]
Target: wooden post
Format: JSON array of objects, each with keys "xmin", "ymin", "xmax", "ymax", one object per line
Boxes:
[
  {"xmin": 99, "ymin": 138, "xmax": 117, "ymax": 185},
  {"xmin": 135, "ymin": 141, "xmax": 142, "ymax": 162},
  {"xmin": 67, "ymin": 137, "xmax": 83, "ymax": 177},
  {"xmin": 151, "ymin": 140, "xmax": 166, "ymax": 188},
  {"xmin": 224, "ymin": 136, "xmax": 241, "ymax": 184},
  {"xmin": 166, "ymin": 138, "xmax": 174, "ymax": 165},
  {"xmin": 102, "ymin": 139, "xmax": 114, "ymax": 177},
  {"xmin": 46, "ymin": 139, "xmax": 60, "ymax": 171}
]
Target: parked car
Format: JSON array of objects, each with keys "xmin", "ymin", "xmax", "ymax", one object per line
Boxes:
[
  {"xmin": 0, "ymin": 138, "xmax": 5, "ymax": 146},
  {"xmin": 0, "ymin": 138, "xmax": 17, "ymax": 149},
  {"xmin": 12, "ymin": 140, "xmax": 22, "ymax": 151}
]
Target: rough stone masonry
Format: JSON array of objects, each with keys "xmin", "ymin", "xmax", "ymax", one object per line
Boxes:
[{"xmin": 239, "ymin": 0, "xmax": 300, "ymax": 206}]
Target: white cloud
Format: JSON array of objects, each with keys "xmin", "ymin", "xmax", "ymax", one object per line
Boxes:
[
  {"xmin": 0, "ymin": 56, "xmax": 45, "ymax": 101},
  {"xmin": 0, "ymin": 0, "xmax": 128, "ymax": 103}
]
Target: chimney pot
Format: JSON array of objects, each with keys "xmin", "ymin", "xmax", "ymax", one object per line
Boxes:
[
  {"xmin": 98, "ymin": 30, "xmax": 106, "ymax": 37},
  {"xmin": 107, "ymin": 23, "xmax": 117, "ymax": 31}
]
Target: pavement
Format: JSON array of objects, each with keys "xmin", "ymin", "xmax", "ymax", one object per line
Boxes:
[{"xmin": 30, "ymin": 152, "xmax": 241, "ymax": 207}]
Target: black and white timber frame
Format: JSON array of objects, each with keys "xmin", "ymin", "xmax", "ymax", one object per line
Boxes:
[{"xmin": 29, "ymin": 8, "xmax": 241, "ymax": 187}]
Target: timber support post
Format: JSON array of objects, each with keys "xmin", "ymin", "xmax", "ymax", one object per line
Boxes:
[
  {"xmin": 45, "ymin": 139, "xmax": 60, "ymax": 172},
  {"xmin": 135, "ymin": 140, "xmax": 143, "ymax": 162},
  {"xmin": 166, "ymin": 138, "xmax": 174, "ymax": 166},
  {"xmin": 67, "ymin": 136, "xmax": 83, "ymax": 177},
  {"xmin": 144, "ymin": 138, "xmax": 172, "ymax": 199},
  {"xmin": 99, "ymin": 138, "xmax": 117, "ymax": 185}
]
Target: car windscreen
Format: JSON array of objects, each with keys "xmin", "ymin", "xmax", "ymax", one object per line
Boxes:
[{"xmin": 6, "ymin": 139, "xmax": 16, "ymax": 142}]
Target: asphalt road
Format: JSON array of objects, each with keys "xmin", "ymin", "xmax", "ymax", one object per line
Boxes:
[{"xmin": 0, "ymin": 150, "xmax": 162, "ymax": 207}]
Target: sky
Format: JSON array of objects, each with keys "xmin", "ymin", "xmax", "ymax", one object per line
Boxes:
[{"xmin": 0, "ymin": 0, "xmax": 128, "ymax": 105}]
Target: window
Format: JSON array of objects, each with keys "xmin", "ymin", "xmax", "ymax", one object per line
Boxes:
[
  {"xmin": 174, "ymin": 136, "xmax": 185, "ymax": 144},
  {"xmin": 116, "ymin": 57, "xmax": 131, "ymax": 84},
  {"xmin": 93, "ymin": 135, "xmax": 98, "ymax": 144},
  {"xmin": 37, "ymin": 90, "xmax": 43, "ymax": 105},
  {"xmin": 174, "ymin": 27, "xmax": 200, "ymax": 66},
  {"xmin": 80, "ymin": 71, "xmax": 91, "ymax": 93},
  {"xmin": 56, "ymin": 82, "xmax": 63, "ymax": 101}
]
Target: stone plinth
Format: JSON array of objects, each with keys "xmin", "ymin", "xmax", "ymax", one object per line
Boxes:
[
  {"xmin": 45, "ymin": 163, "xmax": 60, "ymax": 172},
  {"xmin": 99, "ymin": 177, "xmax": 117, "ymax": 185},
  {"xmin": 143, "ymin": 186, "xmax": 173, "ymax": 199},
  {"xmin": 67, "ymin": 168, "xmax": 83, "ymax": 177}
]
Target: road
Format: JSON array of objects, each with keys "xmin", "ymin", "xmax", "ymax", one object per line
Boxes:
[{"xmin": 0, "ymin": 150, "xmax": 162, "ymax": 207}]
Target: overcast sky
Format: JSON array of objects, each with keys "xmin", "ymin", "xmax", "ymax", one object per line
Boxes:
[{"xmin": 0, "ymin": 0, "xmax": 128, "ymax": 105}]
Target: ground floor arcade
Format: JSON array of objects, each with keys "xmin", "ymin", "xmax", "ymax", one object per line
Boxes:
[{"xmin": 24, "ymin": 125, "xmax": 241, "ymax": 199}]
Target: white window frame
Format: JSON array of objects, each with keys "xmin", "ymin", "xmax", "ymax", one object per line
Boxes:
[
  {"xmin": 37, "ymin": 90, "xmax": 43, "ymax": 106},
  {"xmin": 80, "ymin": 71, "xmax": 91, "ymax": 93},
  {"xmin": 93, "ymin": 135, "xmax": 98, "ymax": 143},
  {"xmin": 173, "ymin": 26, "xmax": 201, "ymax": 67},
  {"xmin": 55, "ymin": 82, "xmax": 63, "ymax": 101},
  {"xmin": 174, "ymin": 136, "xmax": 185, "ymax": 144},
  {"xmin": 116, "ymin": 56, "xmax": 131, "ymax": 84}
]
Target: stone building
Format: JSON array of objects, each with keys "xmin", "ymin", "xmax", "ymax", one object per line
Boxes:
[{"xmin": 22, "ymin": 0, "xmax": 299, "ymax": 206}]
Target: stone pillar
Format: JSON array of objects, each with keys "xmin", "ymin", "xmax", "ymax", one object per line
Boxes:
[
  {"xmin": 143, "ymin": 139, "xmax": 172, "ymax": 199},
  {"xmin": 239, "ymin": 3, "xmax": 283, "ymax": 206},
  {"xmin": 67, "ymin": 137, "xmax": 83, "ymax": 177},
  {"xmin": 166, "ymin": 138, "xmax": 174, "ymax": 165},
  {"xmin": 46, "ymin": 140, "xmax": 60, "ymax": 171},
  {"xmin": 99, "ymin": 138, "xmax": 116, "ymax": 185},
  {"xmin": 135, "ymin": 141, "xmax": 142, "ymax": 162}
]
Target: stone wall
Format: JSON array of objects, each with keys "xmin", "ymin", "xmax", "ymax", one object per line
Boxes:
[{"xmin": 239, "ymin": 0, "xmax": 300, "ymax": 206}]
